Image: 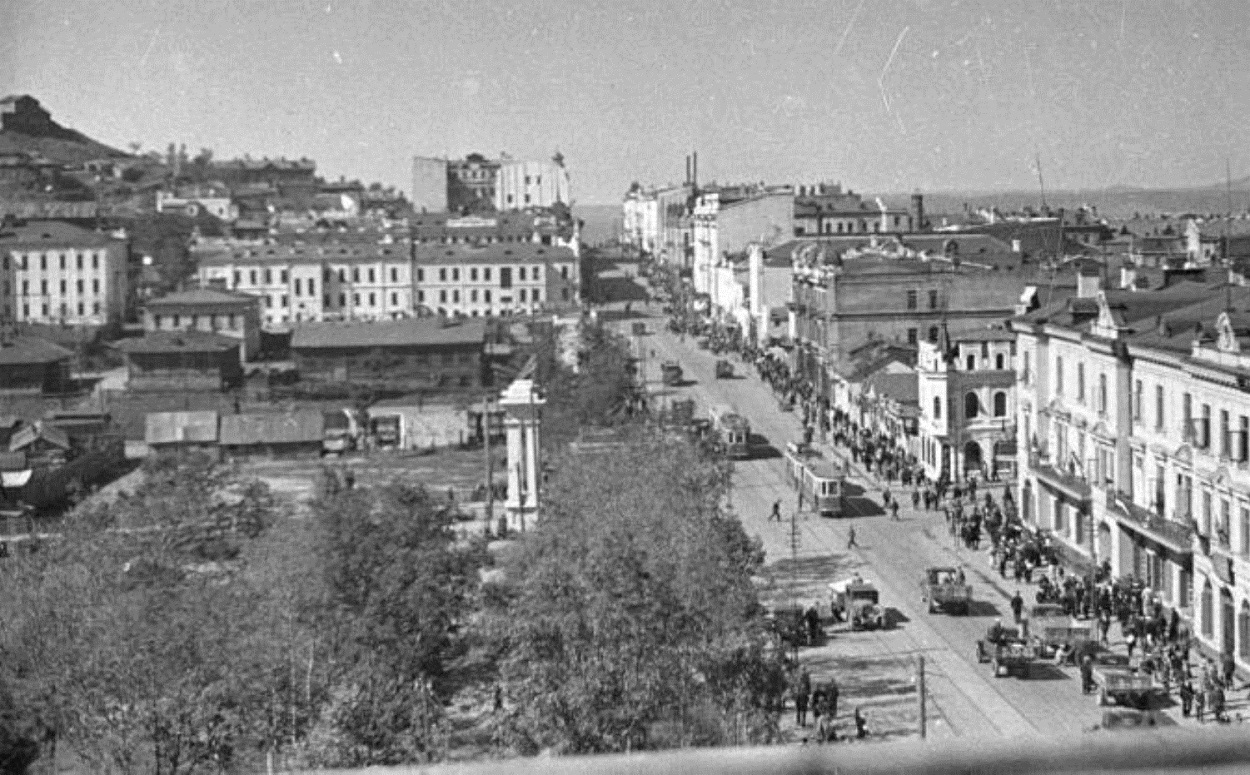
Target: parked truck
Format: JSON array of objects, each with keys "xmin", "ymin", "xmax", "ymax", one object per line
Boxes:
[{"xmin": 921, "ymin": 566, "xmax": 972, "ymax": 615}]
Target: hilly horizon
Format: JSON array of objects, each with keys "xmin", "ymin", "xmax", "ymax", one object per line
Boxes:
[{"xmin": 0, "ymin": 95, "xmax": 129, "ymax": 165}]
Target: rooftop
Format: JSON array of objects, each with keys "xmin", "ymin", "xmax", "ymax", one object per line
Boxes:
[
  {"xmin": 0, "ymin": 335, "xmax": 73, "ymax": 365},
  {"xmin": 0, "ymin": 219, "xmax": 117, "ymax": 249},
  {"xmin": 112, "ymin": 331, "xmax": 241, "ymax": 355},
  {"xmin": 414, "ymin": 241, "xmax": 577, "ymax": 266},
  {"xmin": 144, "ymin": 288, "xmax": 259, "ymax": 309},
  {"xmin": 291, "ymin": 317, "xmax": 487, "ymax": 350}
]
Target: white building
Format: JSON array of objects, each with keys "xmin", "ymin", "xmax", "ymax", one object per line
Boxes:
[
  {"xmin": 414, "ymin": 242, "xmax": 580, "ymax": 318},
  {"xmin": 692, "ymin": 187, "xmax": 793, "ymax": 305},
  {"xmin": 0, "ymin": 220, "xmax": 128, "ymax": 328},
  {"xmin": 494, "ymin": 159, "xmax": 570, "ymax": 211}
]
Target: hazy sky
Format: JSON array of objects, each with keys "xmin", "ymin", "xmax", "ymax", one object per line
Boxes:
[{"xmin": 4, "ymin": 0, "xmax": 1249, "ymax": 203}]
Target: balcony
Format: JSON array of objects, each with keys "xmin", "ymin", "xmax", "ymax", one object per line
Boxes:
[
  {"xmin": 1032, "ymin": 460, "xmax": 1091, "ymax": 502},
  {"xmin": 1105, "ymin": 491, "xmax": 1193, "ymax": 555}
]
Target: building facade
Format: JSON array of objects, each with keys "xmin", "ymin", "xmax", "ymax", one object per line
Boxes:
[
  {"xmin": 916, "ymin": 328, "xmax": 1017, "ymax": 484},
  {"xmin": 143, "ymin": 288, "xmax": 262, "ymax": 361},
  {"xmin": 0, "ymin": 220, "xmax": 128, "ymax": 328},
  {"xmin": 114, "ymin": 331, "xmax": 244, "ymax": 392},
  {"xmin": 692, "ymin": 188, "xmax": 793, "ymax": 306},
  {"xmin": 414, "ymin": 242, "xmax": 580, "ymax": 317},
  {"xmin": 495, "ymin": 159, "xmax": 570, "ymax": 211}
]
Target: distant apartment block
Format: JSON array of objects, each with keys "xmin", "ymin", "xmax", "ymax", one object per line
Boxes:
[
  {"xmin": 413, "ymin": 242, "xmax": 579, "ymax": 318},
  {"xmin": 410, "ymin": 152, "xmax": 571, "ymax": 214},
  {"xmin": 0, "ymin": 219, "xmax": 128, "ymax": 328}
]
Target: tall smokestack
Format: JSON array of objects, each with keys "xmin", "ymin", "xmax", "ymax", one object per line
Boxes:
[
  {"xmin": 692, "ymin": 151, "xmax": 698, "ymax": 190},
  {"xmin": 685, "ymin": 155, "xmax": 691, "ymax": 185},
  {"xmin": 911, "ymin": 191, "xmax": 926, "ymax": 232}
]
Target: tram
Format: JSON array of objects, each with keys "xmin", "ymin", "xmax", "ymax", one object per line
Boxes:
[
  {"xmin": 784, "ymin": 442, "xmax": 848, "ymax": 517},
  {"xmin": 709, "ymin": 404, "xmax": 751, "ymax": 459}
]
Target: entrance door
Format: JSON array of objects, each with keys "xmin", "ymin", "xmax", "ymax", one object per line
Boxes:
[{"xmin": 1222, "ymin": 588, "xmax": 1236, "ymax": 658}]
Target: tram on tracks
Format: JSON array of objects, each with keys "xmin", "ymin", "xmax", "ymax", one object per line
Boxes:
[
  {"xmin": 709, "ymin": 404, "xmax": 751, "ymax": 459},
  {"xmin": 784, "ymin": 442, "xmax": 848, "ymax": 517}
]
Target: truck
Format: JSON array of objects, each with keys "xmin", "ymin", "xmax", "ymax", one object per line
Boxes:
[
  {"xmin": 1092, "ymin": 665, "xmax": 1155, "ymax": 710},
  {"xmin": 975, "ymin": 623, "xmax": 1035, "ymax": 678},
  {"xmin": 829, "ymin": 576, "xmax": 888, "ymax": 631},
  {"xmin": 1027, "ymin": 603, "xmax": 1094, "ymax": 660},
  {"xmin": 714, "ymin": 359, "xmax": 734, "ymax": 379},
  {"xmin": 708, "ymin": 404, "xmax": 751, "ymax": 459},
  {"xmin": 661, "ymin": 361, "xmax": 684, "ymax": 386},
  {"xmin": 920, "ymin": 567, "xmax": 972, "ymax": 615}
]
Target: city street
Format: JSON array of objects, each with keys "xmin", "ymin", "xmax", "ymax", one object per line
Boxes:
[{"xmin": 603, "ymin": 274, "xmax": 1199, "ymax": 741}]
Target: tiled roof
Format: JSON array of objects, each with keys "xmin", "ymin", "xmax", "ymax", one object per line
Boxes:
[
  {"xmin": 145, "ymin": 411, "xmax": 220, "ymax": 445},
  {"xmin": 112, "ymin": 331, "xmax": 240, "ymax": 355},
  {"xmin": 291, "ymin": 317, "xmax": 487, "ymax": 350},
  {"xmin": 0, "ymin": 336, "xmax": 72, "ymax": 365},
  {"xmin": 945, "ymin": 325, "xmax": 1016, "ymax": 343},
  {"xmin": 144, "ymin": 288, "xmax": 259, "ymax": 308},
  {"xmin": 863, "ymin": 370, "xmax": 920, "ymax": 405},
  {"xmin": 195, "ymin": 241, "xmax": 409, "ymax": 265},
  {"xmin": 0, "ymin": 220, "xmax": 116, "ymax": 249}
]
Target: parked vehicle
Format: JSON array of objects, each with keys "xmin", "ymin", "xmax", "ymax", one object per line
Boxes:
[
  {"xmin": 715, "ymin": 359, "xmax": 734, "ymax": 379},
  {"xmin": 830, "ymin": 576, "xmax": 887, "ymax": 630},
  {"xmin": 921, "ymin": 567, "xmax": 972, "ymax": 615},
  {"xmin": 1028, "ymin": 603, "xmax": 1093, "ymax": 659},
  {"xmin": 976, "ymin": 623, "xmax": 1034, "ymax": 678},
  {"xmin": 1092, "ymin": 665, "xmax": 1155, "ymax": 709}
]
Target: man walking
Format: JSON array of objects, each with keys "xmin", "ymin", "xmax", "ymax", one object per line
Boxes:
[
  {"xmin": 795, "ymin": 670, "xmax": 811, "ymax": 727},
  {"xmin": 847, "ymin": 525, "xmax": 858, "ymax": 549},
  {"xmin": 1011, "ymin": 590, "xmax": 1024, "ymax": 624},
  {"xmin": 771, "ymin": 500, "xmax": 782, "ymax": 522}
]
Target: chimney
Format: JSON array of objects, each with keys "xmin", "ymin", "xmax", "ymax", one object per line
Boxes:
[
  {"xmin": 911, "ymin": 192, "xmax": 925, "ymax": 232},
  {"xmin": 685, "ymin": 155, "xmax": 691, "ymax": 186},
  {"xmin": 692, "ymin": 151, "xmax": 698, "ymax": 190},
  {"xmin": 1077, "ymin": 261, "xmax": 1102, "ymax": 298}
]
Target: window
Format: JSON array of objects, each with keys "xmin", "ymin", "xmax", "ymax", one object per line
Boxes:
[
  {"xmin": 906, "ymin": 290, "xmax": 918, "ymax": 310},
  {"xmin": 1242, "ymin": 507, "xmax": 1250, "ymax": 555},
  {"xmin": 250, "ymin": 270, "xmax": 258, "ymax": 285},
  {"xmin": 76, "ymin": 279, "xmax": 83, "ymax": 294},
  {"xmin": 39, "ymin": 255, "xmax": 46, "ymax": 271},
  {"xmin": 928, "ymin": 326, "xmax": 939, "ymax": 342},
  {"xmin": 365, "ymin": 268, "xmax": 374, "ymax": 283},
  {"xmin": 1133, "ymin": 380, "xmax": 1143, "ymax": 422},
  {"xmin": 91, "ymin": 254, "xmax": 99, "ymax": 270},
  {"xmin": 484, "ymin": 267, "xmax": 492, "ymax": 281},
  {"xmin": 561, "ymin": 265, "xmax": 569, "ymax": 279},
  {"xmin": 324, "ymin": 294, "xmax": 332, "ymax": 307},
  {"xmin": 153, "ymin": 314, "xmax": 162, "ymax": 328},
  {"xmin": 93, "ymin": 279, "xmax": 99, "ymax": 294},
  {"xmin": 533, "ymin": 266, "xmax": 541, "ymax": 282},
  {"xmin": 1055, "ymin": 357, "xmax": 1064, "ymax": 396},
  {"xmin": 281, "ymin": 294, "xmax": 288, "ymax": 308},
  {"xmin": 353, "ymin": 293, "xmax": 360, "ymax": 306},
  {"xmin": 264, "ymin": 269, "xmax": 272, "ymax": 284},
  {"xmin": 1203, "ymin": 490, "xmax": 1213, "ymax": 535},
  {"xmin": 966, "ymin": 355, "xmax": 975, "ymax": 371},
  {"xmin": 59, "ymin": 280, "xmax": 66, "ymax": 295},
  {"xmin": 928, "ymin": 290, "xmax": 939, "ymax": 309},
  {"xmin": 416, "ymin": 268, "xmax": 424, "ymax": 282},
  {"xmin": 519, "ymin": 289, "xmax": 527, "ymax": 302},
  {"xmin": 40, "ymin": 280, "xmax": 47, "ymax": 295},
  {"xmin": 484, "ymin": 290, "xmax": 491, "ymax": 303},
  {"xmin": 1222, "ymin": 410, "xmax": 1231, "ymax": 458},
  {"xmin": 21, "ymin": 280, "xmax": 27, "ymax": 295},
  {"xmin": 907, "ymin": 328, "xmax": 918, "ymax": 344},
  {"xmin": 390, "ymin": 267, "xmax": 398, "ymax": 282},
  {"xmin": 1156, "ymin": 385, "xmax": 1165, "ymax": 430},
  {"xmin": 500, "ymin": 267, "xmax": 512, "ymax": 288},
  {"xmin": 391, "ymin": 292, "xmax": 398, "ymax": 306},
  {"xmin": 452, "ymin": 290, "xmax": 460, "ymax": 303},
  {"xmin": 366, "ymin": 292, "xmax": 374, "ymax": 306},
  {"xmin": 324, "ymin": 268, "xmax": 333, "ymax": 282},
  {"xmin": 1183, "ymin": 393, "xmax": 1193, "ymax": 439},
  {"xmin": 965, "ymin": 392, "xmax": 980, "ymax": 419},
  {"xmin": 993, "ymin": 392, "xmax": 1008, "ymax": 417},
  {"xmin": 280, "ymin": 270, "xmax": 288, "ymax": 283},
  {"xmin": 59, "ymin": 254, "xmax": 65, "ymax": 270},
  {"xmin": 470, "ymin": 267, "xmax": 478, "ymax": 282},
  {"xmin": 234, "ymin": 270, "xmax": 242, "ymax": 287},
  {"xmin": 995, "ymin": 353, "xmax": 1005, "ymax": 370},
  {"xmin": 1077, "ymin": 363, "xmax": 1085, "ymax": 402},
  {"xmin": 533, "ymin": 289, "xmax": 541, "ymax": 303},
  {"xmin": 1200, "ymin": 403, "xmax": 1211, "ymax": 449},
  {"xmin": 439, "ymin": 290, "xmax": 447, "ymax": 303},
  {"xmin": 1098, "ymin": 373, "xmax": 1107, "ymax": 414},
  {"xmin": 293, "ymin": 279, "xmax": 301, "ymax": 296},
  {"xmin": 439, "ymin": 268, "xmax": 447, "ymax": 282},
  {"xmin": 452, "ymin": 268, "xmax": 460, "ymax": 282},
  {"xmin": 519, "ymin": 267, "xmax": 527, "ymax": 282},
  {"xmin": 1241, "ymin": 416, "xmax": 1249, "ymax": 462},
  {"xmin": 76, "ymin": 254, "xmax": 83, "ymax": 270},
  {"xmin": 471, "ymin": 289, "xmax": 478, "ymax": 303}
]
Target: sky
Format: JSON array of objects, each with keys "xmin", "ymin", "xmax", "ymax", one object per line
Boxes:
[{"xmin": 4, "ymin": 0, "xmax": 1250, "ymax": 204}]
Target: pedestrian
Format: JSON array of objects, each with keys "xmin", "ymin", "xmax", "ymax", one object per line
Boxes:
[
  {"xmin": 806, "ymin": 606, "xmax": 822, "ymax": 645},
  {"xmin": 890, "ymin": 500, "xmax": 900, "ymax": 520},
  {"xmin": 795, "ymin": 670, "xmax": 812, "ymax": 727},
  {"xmin": 771, "ymin": 500, "xmax": 782, "ymax": 522},
  {"xmin": 1080, "ymin": 654, "xmax": 1095, "ymax": 694},
  {"xmin": 826, "ymin": 677, "xmax": 840, "ymax": 720},
  {"xmin": 912, "ymin": 489, "xmax": 920, "ymax": 510},
  {"xmin": 847, "ymin": 526, "xmax": 858, "ymax": 549},
  {"xmin": 882, "ymin": 487, "xmax": 891, "ymax": 507},
  {"xmin": 854, "ymin": 707, "xmax": 869, "ymax": 739},
  {"xmin": 811, "ymin": 683, "xmax": 826, "ymax": 728},
  {"xmin": 1196, "ymin": 685, "xmax": 1206, "ymax": 722},
  {"xmin": 1010, "ymin": 590, "xmax": 1024, "ymax": 624},
  {"xmin": 1180, "ymin": 679, "xmax": 1194, "ymax": 717},
  {"xmin": 1222, "ymin": 652, "xmax": 1236, "ymax": 689}
]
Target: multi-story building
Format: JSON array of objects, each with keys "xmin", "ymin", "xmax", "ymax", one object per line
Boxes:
[
  {"xmin": 155, "ymin": 188, "xmax": 238, "ymax": 222},
  {"xmin": 495, "ymin": 158, "xmax": 570, "ymax": 211},
  {"xmin": 194, "ymin": 236, "xmax": 413, "ymax": 328},
  {"xmin": 411, "ymin": 211, "xmax": 579, "ymax": 255},
  {"xmin": 916, "ymin": 327, "xmax": 1017, "ymax": 483},
  {"xmin": 1012, "ymin": 267, "xmax": 1247, "ymax": 655},
  {"xmin": 447, "ymin": 154, "xmax": 500, "ymax": 212},
  {"xmin": 142, "ymin": 288, "xmax": 262, "ymax": 361},
  {"xmin": 791, "ymin": 249, "xmax": 1057, "ymax": 399},
  {"xmin": 411, "ymin": 156, "xmax": 449, "ymax": 213},
  {"xmin": 0, "ymin": 219, "xmax": 128, "ymax": 328},
  {"xmin": 413, "ymin": 242, "xmax": 579, "ymax": 317},
  {"xmin": 793, "ymin": 183, "xmax": 915, "ymax": 236},
  {"xmin": 692, "ymin": 186, "xmax": 793, "ymax": 308}
]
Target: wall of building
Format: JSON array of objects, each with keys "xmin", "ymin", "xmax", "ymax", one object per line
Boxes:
[
  {"xmin": 124, "ymin": 351, "xmax": 240, "ymax": 392},
  {"xmin": 294, "ymin": 344, "xmax": 484, "ymax": 390},
  {"xmin": 495, "ymin": 160, "xmax": 570, "ymax": 210},
  {"xmin": 143, "ymin": 304, "xmax": 261, "ymax": 361},
  {"xmin": 411, "ymin": 156, "xmax": 448, "ymax": 214}
]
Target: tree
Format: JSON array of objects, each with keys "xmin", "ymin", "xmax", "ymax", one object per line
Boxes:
[
  {"xmin": 487, "ymin": 439, "xmax": 783, "ymax": 755},
  {"xmin": 532, "ymin": 320, "xmax": 639, "ymax": 449},
  {"xmin": 290, "ymin": 482, "xmax": 488, "ymax": 768}
]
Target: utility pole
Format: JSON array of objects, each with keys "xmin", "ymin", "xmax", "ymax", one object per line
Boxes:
[
  {"xmin": 917, "ymin": 655, "xmax": 927, "ymax": 739},
  {"xmin": 483, "ymin": 393, "xmax": 494, "ymax": 538}
]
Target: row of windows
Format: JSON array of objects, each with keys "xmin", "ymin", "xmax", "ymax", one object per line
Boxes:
[
  {"xmin": 419, "ymin": 288, "xmax": 544, "ymax": 305},
  {"xmin": 227, "ymin": 263, "xmax": 570, "ymax": 287},
  {"xmin": 1125, "ymin": 380, "xmax": 1250, "ymax": 461},
  {"xmin": 153, "ymin": 313, "xmax": 240, "ymax": 329},
  {"xmin": 1053, "ymin": 357, "xmax": 1111, "ymax": 413},
  {"xmin": 20, "ymin": 302, "xmax": 101, "ymax": 318},
  {"xmin": 905, "ymin": 290, "xmax": 942, "ymax": 311},
  {"xmin": 4, "ymin": 252, "xmax": 103, "ymax": 272},
  {"xmin": 796, "ymin": 216, "xmax": 906, "ymax": 236},
  {"xmin": 931, "ymin": 392, "xmax": 1009, "ymax": 420},
  {"xmin": 12, "ymin": 279, "xmax": 103, "ymax": 296}
]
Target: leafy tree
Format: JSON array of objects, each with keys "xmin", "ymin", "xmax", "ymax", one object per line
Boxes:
[
  {"xmin": 487, "ymin": 439, "xmax": 783, "ymax": 755},
  {"xmin": 532, "ymin": 319, "xmax": 639, "ymax": 449},
  {"xmin": 291, "ymin": 482, "xmax": 488, "ymax": 768}
]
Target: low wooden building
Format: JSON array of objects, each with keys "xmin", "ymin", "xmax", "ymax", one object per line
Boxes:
[
  {"xmin": 291, "ymin": 317, "xmax": 488, "ymax": 391},
  {"xmin": 113, "ymin": 331, "xmax": 243, "ymax": 392},
  {"xmin": 143, "ymin": 287, "xmax": 263, "ymax": 361},
  {"xmin": 218, "ymin": 411, "xmax": 324, "ymax": 458},
  {"xmin": 144, "ymin": 411, "xmax": 220, "ymax": 458},
  {"xmin": 0, "ymin": 336, "xmax": 72, "ymax": 394}
]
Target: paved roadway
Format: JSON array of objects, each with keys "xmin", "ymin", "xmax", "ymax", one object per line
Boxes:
[{"xmin": 609, "ymin": 298, "xmax": 1195, "ymax": 741}]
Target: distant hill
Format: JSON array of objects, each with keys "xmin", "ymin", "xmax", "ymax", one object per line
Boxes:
[{"xmin": 0, "ymin": 94, "xmax": 129, "ymax": 165}]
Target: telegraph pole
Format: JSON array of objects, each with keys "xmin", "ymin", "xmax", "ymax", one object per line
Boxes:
[
  {"xmin": 917, "ymin": 655, "xmax": 927, "ymax": 739},
  {"xmin": 483, "ymin": 393, "xmax": 494, "ymax": 538}
]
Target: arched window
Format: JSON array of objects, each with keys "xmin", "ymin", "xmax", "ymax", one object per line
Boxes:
[
  {"xmin": 965, "ymin": 392, "xmax": 980, "ymax": 419},
  {"xmin": 995, "ymin": 353, "xmax": 1005, "ymax": 370},
  {"xmin": 1202, "ymin": 579, "xmax": 1214, "ymax": 638},
  {"xmin": 994, "ymin": 391, "xmax": 1008, "ymax": 417},
  {"xmin": 934, "ymin": 397, "xmax": 942, "ymax": 419}
]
